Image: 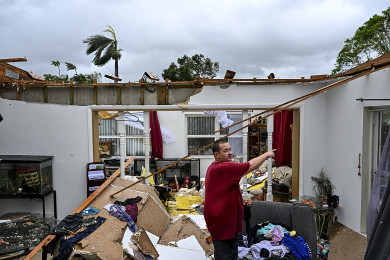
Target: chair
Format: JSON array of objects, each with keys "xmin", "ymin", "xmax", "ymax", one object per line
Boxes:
[{"xmin": 243, "ymin": 201, "xmax": 317, "ymax": 260}]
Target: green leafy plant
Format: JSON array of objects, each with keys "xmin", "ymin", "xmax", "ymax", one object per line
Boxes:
[
  {"xmin": 272, "ymin": 167, "xmax": 290, "ymax": 187},
  {"xmin": 311, "ymin": 168, "xmax": 336, "ymax": 197}
]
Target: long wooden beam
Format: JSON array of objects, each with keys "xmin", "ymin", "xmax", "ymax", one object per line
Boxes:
[
  {"xmin": 24, "ymin": 157, "xmax": 135, "ymax": 260},
  {"xmin": 0, "ymin": 77, "xmax": 324, "ymax": 88},
  {"xmin": 0, "ymin": 58, "xmax": 27, "ymax": 63}
]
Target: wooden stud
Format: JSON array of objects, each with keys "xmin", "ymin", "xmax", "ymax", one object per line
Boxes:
[
  {"xmin": 92, "ymin": 111, "xmax": 100, "ymax": 162},
  {"xmin": 140, "ymin": 78, "xmax": 145, "ymax": 105},
  {"xmin": 44, "ymin": 86, "xmax": 48, "ymax": 103},
  {"xmin": 157, "ymin": 86, "xmax": 166, "ymax": 105},
  {"xmin": 291, "ymin": 109, "xmax": 300, "ymax": 199},
  {"xmin": 70, "ymin": 79, "xmax": 74, "ymax": 105},
  {"xmin": 117, "ymin": 86, "xmax": 121, "ymax": 105},
  {"xmin": 165, "ymin": 78, "xmax": 169, "ymax": 104},
  {"xmin": 94, "ymin": 79, "xmax": 98, "ymax": 105}
]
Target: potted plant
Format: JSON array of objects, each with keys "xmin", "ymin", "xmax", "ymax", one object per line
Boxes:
[
  {"xmin": 311, "ymin": 169, "xmax": 336, "ymax": 207},
  {"xmin": 272, "ymin": 167, "xmax": 291, "ymax": 194}
]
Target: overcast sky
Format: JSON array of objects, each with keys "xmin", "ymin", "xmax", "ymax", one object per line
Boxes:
[{"xmin": 1, "ymin": 0, "xmax": 389, "ymax": 82}]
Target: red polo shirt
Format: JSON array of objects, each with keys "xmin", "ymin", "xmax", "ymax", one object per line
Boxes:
[{"xmin": 204, "ymin": 161, "xmax": 250, "ymax": 240}]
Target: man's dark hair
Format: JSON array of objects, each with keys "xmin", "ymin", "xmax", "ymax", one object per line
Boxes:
[{"xmin": 211, "ymin": 139, "xmax": 228, "ymax": 153}]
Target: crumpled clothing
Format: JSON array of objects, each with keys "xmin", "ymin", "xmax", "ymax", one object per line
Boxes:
[
  {"xmin": 53, "ymin": 216, "xmax": 106, "ymax": 260},
  {"xmin": 51, "ymin": 213, "xmax": 84, "ymax": 235},
  {"xmin": 271, "ymin": 226, "xmax": 284, "ymax": 245},
  {"xmin": 258, "ymin": 223, "xmax": 289, "ymax": 237},
  {"xmin": 250, "ymin": 240, "xmax": 289, "ymax": 260},
  {"xmin": 125, "ymin": 203, "xmax": 139, "ymax": 223},
  {"xmin": 238, "ymin": 246, "xmax": 251, "ymax": 259},
  {"xmin": 108, "ymin": 204, "xmax": 138, "ymax": 233},
  {"xmin": 281, "ymin": 233, "xmax": 310, "ymax": 260},
  {"xmin": 114, "ymin": 196, "xmax": 142, "ymax": 206}
]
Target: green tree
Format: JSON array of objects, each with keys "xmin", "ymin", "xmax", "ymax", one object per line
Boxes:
[
  {"xmin": 65, "ymin": 62, "xmax": 78, "ymax": 75},
  {"xmin": 43, "ymin": 73, "xmax": 69, "ymax": 83},
  {"xmin": 162, "ymin": 54, "xmax": 219, "ymax": 81},
  {"xmin": 51, "ymin": 60, "xmax": 61, "ymax": 76},
  {"xmin": 332, "ymin": 7, "xmax": 390, "ymax": 74},
  {"xmin": 83, "ymin": 25, "xmax": 122, "ymax": 80}
]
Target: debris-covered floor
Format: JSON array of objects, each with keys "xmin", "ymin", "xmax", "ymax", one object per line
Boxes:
[
  {"xmin": 0, "ymin": 177, "xmax": 368, "ymax": 260},
  {"xmin": 0, "ymin": 213, "xmax": 58, "ymax": 259},
  {"xmin": 25, "ymin": 177, "xmax": 213, "ymax": 259}
]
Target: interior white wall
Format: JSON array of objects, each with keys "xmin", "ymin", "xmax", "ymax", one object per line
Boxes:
[
  {"xmin": 0, "ymin": 98, "xmax": 91, "ymax": 219},
  {"xmin": 324, "ymin": 68, "xmax": 390, "ymax": 233},
  {"xmin": 188, "ymin": 82, "xmax": 330, "ymax": 198}
]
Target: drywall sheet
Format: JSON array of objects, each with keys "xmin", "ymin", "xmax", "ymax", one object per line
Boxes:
[
  {"xmin": 159, "ymin": 215, "xmax": 214, "ymax": 256},
  {"xmin": 155, "ymin": 244, "xmax": 209, "ymax": 260},
  {"xmin": 131, "ymin": 227, "xmax": 159, "ymax": 259}
]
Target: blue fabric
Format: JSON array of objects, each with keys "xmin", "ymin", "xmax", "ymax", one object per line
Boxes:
[
  {"xmin": 281, "ymin": 233, "xmax": 310, "ymax": 260},
  {"xmin": 81, "ymin": 206, "xmax": 100, "ymax": 216},
  {"xmin": 54, "ymin": 216, "xmax": 106, "ymax": 260}
]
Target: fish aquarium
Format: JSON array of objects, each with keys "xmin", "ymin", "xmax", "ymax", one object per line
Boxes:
[{"xmin": 0, "ymin": 155, "xmax": 53, "ymax": 196}]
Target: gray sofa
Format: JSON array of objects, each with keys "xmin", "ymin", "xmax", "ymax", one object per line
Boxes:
[{"xmin": 243, "ymin": 201, "xmax": 317, "ymax": 260}]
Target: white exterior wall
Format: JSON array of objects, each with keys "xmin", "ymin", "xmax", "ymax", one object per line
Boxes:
[
  {"xmin": 324, "ymin": 68, "xmax": 390, "ymax": 233},
  {"xmin": 0, "ymin": 99, "xmax": 91, "ymax": 219}
]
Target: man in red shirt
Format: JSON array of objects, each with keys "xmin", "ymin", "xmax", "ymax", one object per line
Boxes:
[{"xmin": 204, "ymin": 139, "xmax": 275, "ymax": 260}]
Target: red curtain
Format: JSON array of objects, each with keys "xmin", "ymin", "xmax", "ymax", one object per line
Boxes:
[
  {"xmin": 149, "ymin": 111, "xmax": 163, "ymax": 159},
  {"xmin": 272, "ymin": 110, "xmax": 293, "ymax": 166}
]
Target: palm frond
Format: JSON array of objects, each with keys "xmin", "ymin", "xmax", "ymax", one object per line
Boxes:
[
  {"xmin": 83, "ymin": 35, "xmax": 113, "ymax": 55},
  {"xmin": 95, "ymin": 43, "xmax": 115, "ymax": 66}
]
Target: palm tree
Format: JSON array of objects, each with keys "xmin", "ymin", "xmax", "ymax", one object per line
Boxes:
[
  {"xmin": 83, "ymin": 25, "xmax": 122, "ymax": 80},
  {"xmin": 65, "ymin": 62, "xmax": 78, "ymax": 75},
  {"xmin": 51, "ymin": 60, "xmax": 61, "ymax": 76}
]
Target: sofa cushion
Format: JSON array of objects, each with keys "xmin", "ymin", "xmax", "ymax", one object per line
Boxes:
[
  {"xmin": 292, "ymin": 203, "xmax": 317, "ymax": 259},
  {"xmin": 249, "ymin": 201, "xmax": 293, "ymax": 229}
]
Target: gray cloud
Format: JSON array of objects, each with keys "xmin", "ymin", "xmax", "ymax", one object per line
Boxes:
[{"xmin": 1, "ymin": 0, "xmax": 388, "ymax": 82}]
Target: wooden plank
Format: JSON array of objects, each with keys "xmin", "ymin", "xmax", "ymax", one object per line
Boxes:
[
  {"xmin": 0, "ymin": 58, "xmax": 27, "ymax": 63},
  {"xmin": 157, "ymin": 86, "xmax": 166, "ymax": 105},
  {"xmin": 92, "ymin": 111, "xmax": 100, "ymax": 162},
  {"xmin": 94, "ymin": 79, "xmax": 98, "ymax": 105},
  {"xmin": 117, "ymin": 86, "xmax": 121, "ymax": 105},
  {"xmin": 24, "ymin": 157, "xmax": 135, "ymax": 260}
]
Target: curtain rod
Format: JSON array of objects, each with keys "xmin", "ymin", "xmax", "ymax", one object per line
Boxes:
[{"xmin": 356, "ymin": 98, "xmax": 390, "ymax": 102}]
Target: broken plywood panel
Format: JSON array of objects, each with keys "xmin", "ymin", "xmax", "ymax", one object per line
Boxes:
[
  {"xmin": 111, "ymin": 178, "xmax": 164, "ymax": 208},
  {"xmin": 72, "ymin": 184, "xmax": 151, "ymax": 259},
  {"xmin": 73, "ymin": 181, "xmax": 170, "ymax": 259},
  {"xmin": 131, "ymin": 227, "xmax": 159, "ymax": 259},
  {"xmin": 159, "ymin": 215, "xmax": 214, "ymax": 256},
  {"xmin": 137, "ymin": 195, "xmax": 171, "ymax": 237}
]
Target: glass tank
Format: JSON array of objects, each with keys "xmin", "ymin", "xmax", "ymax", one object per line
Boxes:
[{"xmin": 0, "ymin": 155, "xmax": 53, "ymax": 195}]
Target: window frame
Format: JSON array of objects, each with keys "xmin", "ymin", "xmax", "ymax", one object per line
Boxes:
[
  {"xmin": 185, "ymin": 111, "xmax": 243, "ymax": 159},
  {"xmin": 98, "ymin": 115, "xmax": 146, "ymax": 158}
]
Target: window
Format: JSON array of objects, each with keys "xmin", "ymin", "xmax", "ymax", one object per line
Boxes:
[
  {"xmin": 186, "ymin": 112, "xmax": 243, "ymax": 156},
  {"xmin": 187, "ymin": 116, "xmax": 215, "ymax": 155},
  {"xmin": 99, "ymin": 118, "xmax": 145, "ymax": 157}
]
